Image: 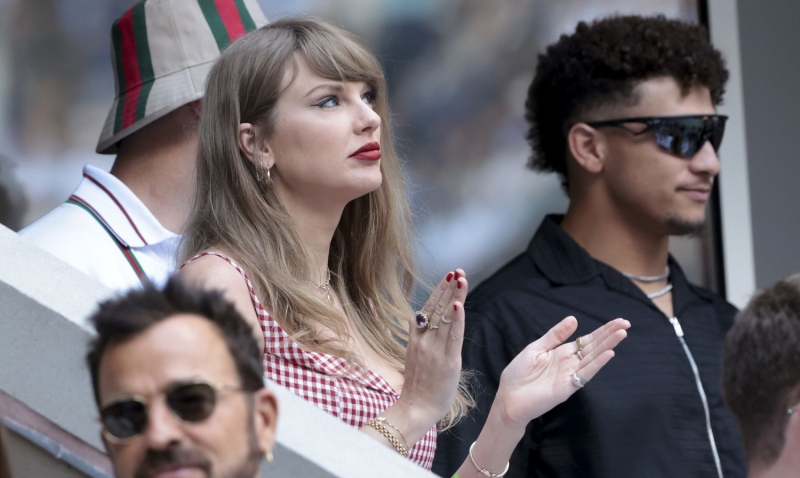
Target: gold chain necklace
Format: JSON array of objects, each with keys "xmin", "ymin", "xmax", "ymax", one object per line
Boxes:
[{"xmin": 310, "ymin": 272, "xmax": 333, "ymax": 303}]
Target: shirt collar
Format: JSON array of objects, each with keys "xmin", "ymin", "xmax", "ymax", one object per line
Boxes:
[
  {"xmin": 70, "ymin": 165, "xmax": 176, "ymax": 248},
  {"xmin": 527, "ymin": 214, "xmax": 712, "ymax": 312},
  {"xmin": 527, "ymin": 215, "xmax": 601, "ymax": 285}
]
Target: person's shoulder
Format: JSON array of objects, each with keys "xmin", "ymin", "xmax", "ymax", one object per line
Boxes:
[
  {"xmin": 469, "ymin": 252, "xmax": 540, "ymax": 296},
  {"xmin": 178, "ymin": 252, "xmax": 250, "ymax": 292},
  {"xmin": 687, "ymin": 281, "xmax": 739, "ymax": 329},
  {"xmin": 20, "ymin": 203, "xmax": 117, "ymax": 264},
  {"xmin": 463, "ymin": 251, "xmax": 557, "ymax": 342},
  {"xmin": 177, "ymin": 252, "xmax": 264, "ymax": 341},
  {"xmin": 21, "ymin": 202, "xmax": 97, "ymax": 238},
  {"xmin": 177, "ymin": 252, "xmax": 262, "ymax": 313},
  {"xmin": 467, "ymin": 250, "xmax": 548, "ymax": 312}
]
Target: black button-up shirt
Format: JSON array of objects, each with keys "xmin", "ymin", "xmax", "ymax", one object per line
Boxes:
[{"xmin": 433, "ymin": 215, "xmax": 746, "ymax": 478}]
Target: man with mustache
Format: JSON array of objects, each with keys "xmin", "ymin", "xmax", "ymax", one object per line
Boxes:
[
  {"xmin": 434, "ymin": 15, "xmax": 746, "ymax": 478},
  {"xmin": 86, "ymin": 277, "xmax": 278, "ymax": 478}
]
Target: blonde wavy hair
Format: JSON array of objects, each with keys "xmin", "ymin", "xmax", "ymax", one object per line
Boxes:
[{"xmin": 179, "ymin": 17, "xmax": 472, "ymax": 429}]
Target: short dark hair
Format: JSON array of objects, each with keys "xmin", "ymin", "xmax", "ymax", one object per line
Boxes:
[
  {"xmin": 525, "ymin": 15, "xmax": 729, "ymax": 191},
  {"xmin": 722, "ymin": 274, "xmax": 800, "ymax": 466},
  {"xmin": 86, "ymin": 277, "xmax": 264, "ymax": 405}
]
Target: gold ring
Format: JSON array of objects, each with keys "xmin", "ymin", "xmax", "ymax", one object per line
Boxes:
[
  {"xmin": 577, "ymin": 349, "xmax": 584, "ymax": 360},
  {"xmin": 428, "ymin": 324, "xmax": 440, "ymax": 330},
  {"xmin": 576, "ymin": 336, "xmax": 584, "ymax": 351}
]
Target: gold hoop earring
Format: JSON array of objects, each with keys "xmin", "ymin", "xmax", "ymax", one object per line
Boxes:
[
  {"xmin": 265, "ymin": 450, "xmax": 274, "ymax": 463},
  {"xmin": 255, "ymin": 162, "xmax": 272, "ymax": 185}
]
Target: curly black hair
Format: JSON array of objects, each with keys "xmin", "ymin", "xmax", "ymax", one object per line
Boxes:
[{"xmin": 525, "ymin": 15, "xmax": 729, "ymax": 192}]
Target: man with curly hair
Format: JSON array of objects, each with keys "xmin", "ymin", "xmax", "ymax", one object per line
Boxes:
[{"xmin": 434, "ymin": 15, "xmax": 746, "ymax": 478}]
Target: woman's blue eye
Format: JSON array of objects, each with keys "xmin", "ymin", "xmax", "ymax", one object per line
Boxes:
[
  {"xmin": 314, "ymin": 92, "xmax": 376, "ymax": 108},
  {"xmin": 315, "ymin": 96, "xmax": 339, "ymax": 108},
  {"xmin": 362, "ymin": 92, "xmax": 377, "ymax": 107}
]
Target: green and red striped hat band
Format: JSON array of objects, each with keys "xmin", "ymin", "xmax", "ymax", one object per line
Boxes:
[{"xmin": 96, "ymin": 0, "xmax": 267, "ymax": 154}]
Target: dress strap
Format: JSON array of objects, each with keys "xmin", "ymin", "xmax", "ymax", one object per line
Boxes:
[{"xmin": 181, "ymin": 251, "xmax": 268, "ymax": 320}]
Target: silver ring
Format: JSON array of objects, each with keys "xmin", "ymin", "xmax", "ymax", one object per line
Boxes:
[
  {"xmin": 414, "ymin": 311, "xmax": 430, "ymax": 329},
  {"xmin": 572, "ymin": 373, "xmax": 585, "ymax": 388},
  {"xmin": 428, "ymin": 324, "xmax": 440, "ymax": 330}
]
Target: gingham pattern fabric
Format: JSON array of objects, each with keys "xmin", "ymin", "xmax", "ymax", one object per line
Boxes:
[
  {"xmin": 183, "ymin": 252, "xmax": 437, "ymax": 469},
  {"xmin": 97, "ymin": 0, "xmax": 267, "ymax": 154}
]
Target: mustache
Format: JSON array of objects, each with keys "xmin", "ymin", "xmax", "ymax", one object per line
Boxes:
[{"xmin": 134, "ymin": 445, "xmax": 212, "ymax": 478}]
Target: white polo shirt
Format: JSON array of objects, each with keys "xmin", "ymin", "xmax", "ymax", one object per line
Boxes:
[{"xmin": 20, "ymin": 165, "xmax": 180, "ymax": 293}]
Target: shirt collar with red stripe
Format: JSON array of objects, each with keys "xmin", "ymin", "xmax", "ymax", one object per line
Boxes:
[{"xmin": 71, "ymin": 165, "xmax": 177, "ymax": 248}]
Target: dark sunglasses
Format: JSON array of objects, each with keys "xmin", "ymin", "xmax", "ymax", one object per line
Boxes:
[
  {"xmin": 99, "ymin": 380, "xmax": 246, "ymax": 443},
  {"xmin": 585, "ymin": 114, "xmax": 728, "ymax": 158}
]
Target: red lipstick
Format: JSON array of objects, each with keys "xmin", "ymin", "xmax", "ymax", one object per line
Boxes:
[{"xmin": 349, "ymin": 141, "xmax": 381, "ymax": 161}]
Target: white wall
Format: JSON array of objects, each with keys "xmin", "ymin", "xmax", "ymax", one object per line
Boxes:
[{"xmin": 706, "ymin": 0, "xmax": 757, "ymax": 307}]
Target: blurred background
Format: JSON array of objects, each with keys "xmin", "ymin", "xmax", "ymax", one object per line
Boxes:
[{"xmin": 0, "ymin": 0, "xmax": 722, "ymax": 295}]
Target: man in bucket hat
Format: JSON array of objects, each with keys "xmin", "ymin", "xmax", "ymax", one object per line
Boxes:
[{"xmin": 21, "ymin": 0, "xmax": 266, "ymax": 292}]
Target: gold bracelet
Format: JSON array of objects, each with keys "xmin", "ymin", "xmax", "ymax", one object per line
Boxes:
[
  {"xmin": 468, "ymin": 441, "xmax": 509, "ymax": 477},
  {"xmin": 366, "ymin": 419, "xmax": 409, "ymax": 457},
  {"xmin": 373, "ymin": 417, "xmax": 410, "ymax": 451}
]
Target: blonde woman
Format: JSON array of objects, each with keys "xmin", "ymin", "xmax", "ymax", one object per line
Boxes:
[{"xmin": 178, "ymin": 17, "xmax": 630, "ymax": 475}]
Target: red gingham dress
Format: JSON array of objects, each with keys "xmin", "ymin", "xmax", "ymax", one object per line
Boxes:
[{"xmin": 184, "ymin": 252, "xmax": 437, "ymax": 469}]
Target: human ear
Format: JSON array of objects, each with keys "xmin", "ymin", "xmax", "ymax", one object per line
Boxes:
[
  {"xmin": 188, "ymin": 99, "xmax": 203, "ymax": 118},
  {"xmin": 238, "ymin": 123, "xmax": 274, "ymax": 169},
  {"xmin": 253, "ymin": 388, "xmax": 278, "ymax": 454},
  {"xmin": 567, "ymin": 123, "xmax": 605, "ymax": 175}
]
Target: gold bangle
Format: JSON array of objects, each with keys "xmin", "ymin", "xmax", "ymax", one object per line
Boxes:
[
  {"xmin": 374, "ymin": 417, "xmax": 410, "ymax": 450},
  {"xmin": 366, "ymin": 419, "xmax": 409, "ymax": 457}
]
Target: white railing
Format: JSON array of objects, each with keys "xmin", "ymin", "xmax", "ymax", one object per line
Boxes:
[{"xmin": 0, "ymin": 224, "xmax": 435, "ymax": 477}]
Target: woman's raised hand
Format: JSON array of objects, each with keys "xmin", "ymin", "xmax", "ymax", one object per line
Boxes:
[
  {"xmin": 393, "ymin": 269, "xmax": 468, "ymax": 435},
  {"xmin": 492, "ymin": 316, "xmax": 630, "ymax": 431}
]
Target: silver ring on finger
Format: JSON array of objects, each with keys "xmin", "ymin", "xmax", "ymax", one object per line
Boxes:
[
  {"xmin": 572, "ymin": 373, "xmax": 586, "ymax": 388},
  {"xmin": 414, "ymin": 311, "xmax": 430, "ymax": 329},
  {"xmin": 428, "ymin": 324, "xmax": 440, "ymax": 330}
]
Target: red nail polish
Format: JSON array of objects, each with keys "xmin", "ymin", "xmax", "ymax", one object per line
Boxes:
[
  {"xmin": 454, "ymin": 304, "xmax": 458, "ymax": 311},
  {"xmin": 454, "ymin": 271, "xmax": 460, "ymax": 280},
  {"xmin": 457, "ymin": 280, "xmax": 462, "ymax": 289},
  {"xmin": 446, "ymin": 272, "xmax": 453, "ymax": 282}
]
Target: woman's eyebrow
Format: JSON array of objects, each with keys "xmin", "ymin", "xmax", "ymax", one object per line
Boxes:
[{"xmin": 304, "ymin": 83, "xmax": 344, "ymax": 98}]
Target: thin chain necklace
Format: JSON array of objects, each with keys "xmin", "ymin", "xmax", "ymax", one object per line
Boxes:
[
  {"xmin": 622, "ymin": 266, "xmax": 670, "ymax": 282},
  {"xmin": 622, "ymin": 266, "xmax": 672, "ymax": 300},
  {"xmin": 307, "ymin": 247, "xmax": 334, "ymax": 303},
  {"xmin": 310, "ymin": 272, "xmax": 333, "ymax": 303}
]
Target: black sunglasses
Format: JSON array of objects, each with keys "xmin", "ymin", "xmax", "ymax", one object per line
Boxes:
[
  {"xmin": 99, "ymin": 380, "xmax": 246, "ymax": 443},
  {"xmin": 585, "ymin": 114, "xmax": 728, "ymax": 158}
]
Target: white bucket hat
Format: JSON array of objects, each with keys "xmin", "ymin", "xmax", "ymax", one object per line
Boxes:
[{"xmin": 96, "ymin": 0, "xmax": 267, "ymax": 154}]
